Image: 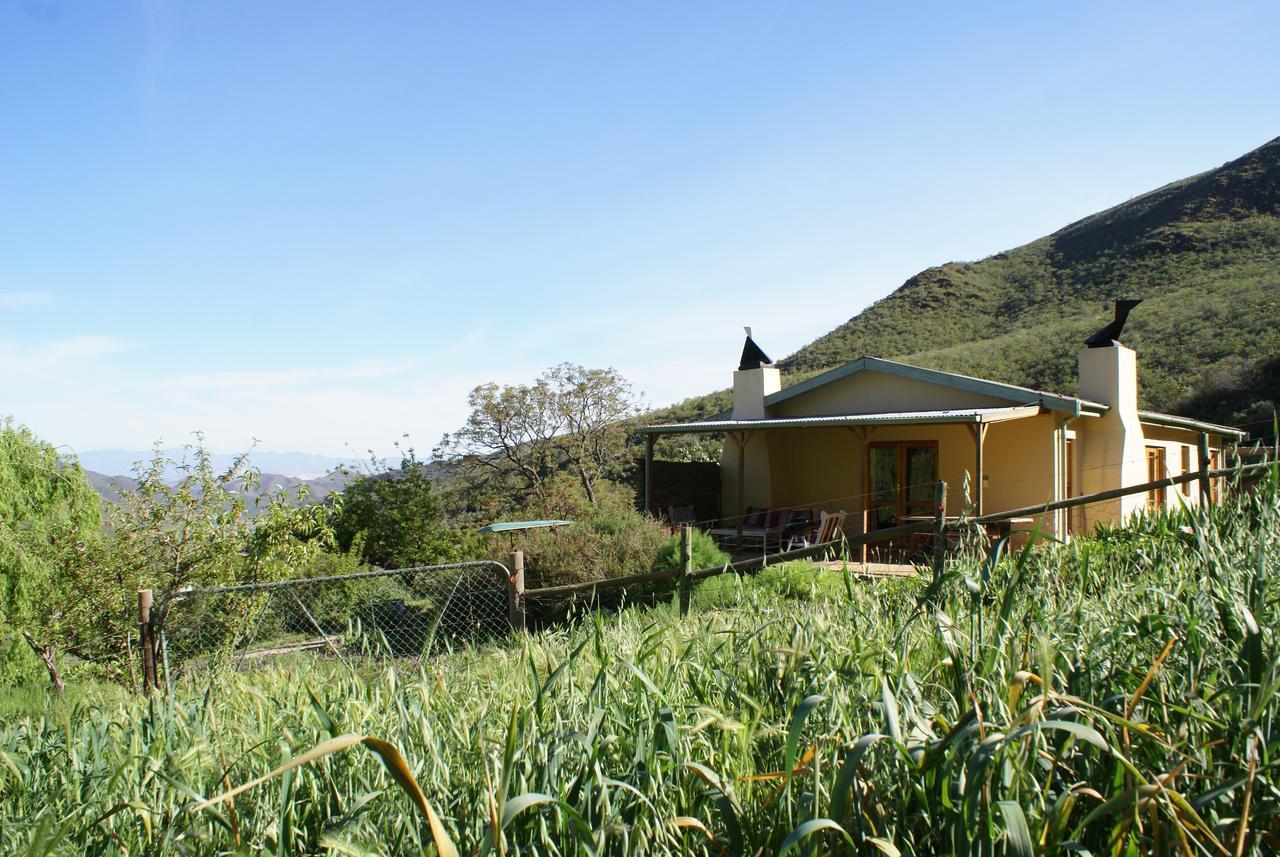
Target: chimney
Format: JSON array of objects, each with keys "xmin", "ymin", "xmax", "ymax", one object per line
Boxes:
[
  {"xmin": 732, "ymin": 327, "xmax": 780, "ymax": 420},
  {"xmin": 1077, "ymin": 301, "xmax": 1147, "ymax": 522},
  {"xmin": 1078, "ymin": 343, "xmax": 1138, "ymax": 416}
]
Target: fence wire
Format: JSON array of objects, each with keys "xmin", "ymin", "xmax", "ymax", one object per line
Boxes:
[{"xmin": 155, "ymin": 561, "xmax": 511, "ymax": 679}]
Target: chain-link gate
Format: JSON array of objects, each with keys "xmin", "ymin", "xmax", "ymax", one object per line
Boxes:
[{"xmin": 152, "ymin": 560, "xmax": 512, "ymax": 681}]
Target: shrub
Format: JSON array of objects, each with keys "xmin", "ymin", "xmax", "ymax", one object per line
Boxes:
[
  {"xmin": 651, "ymin": 527, "xmax": 728, "ymax": 572},
  {"xmin": 334, "ymin": 451, "xmax": 470, "ymax": 570},
  {"xmin": 511, "ymin": 509, "xmax": 668, "ymax": 592}
]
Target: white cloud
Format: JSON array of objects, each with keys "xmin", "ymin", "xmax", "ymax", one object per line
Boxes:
[
  {"xmin": 0, "ymin": 335, "xmax": 131, "ymax": 372},
  {"xmin": 161, "ymin": 359, "xmax": 415, "ymax": 391},
  {"xmin": 0, "ymin": 291, "xmax": 56, "ymax": 310}
]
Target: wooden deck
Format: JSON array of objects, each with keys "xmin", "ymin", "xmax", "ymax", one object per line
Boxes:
[
  {"xmin": 812, "ymin": 560, "xmax": 918, "ymax": 577},
  {"xmin": 724, "ymin": 547, "xmax": 919, "ymax": 578}
]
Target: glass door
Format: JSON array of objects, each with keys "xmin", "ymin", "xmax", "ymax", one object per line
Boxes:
[
  {"xmin": 867, "ymin": 442, "xmax": 938, "ymax": 529},
  {"xmin": 868, "ymin": 445, "xmax": 899, "ymax": 529}
]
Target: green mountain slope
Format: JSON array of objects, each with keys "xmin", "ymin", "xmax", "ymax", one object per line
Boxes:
[{"xmin": 649, "ymin": 136, "xmax": 1280, "ymax": 450}]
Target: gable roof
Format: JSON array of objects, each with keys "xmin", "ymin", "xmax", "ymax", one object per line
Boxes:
[
  {"xmin": 639, "ymin": 404, "xmax": 1045, "ymax": 435},
  {"xmin": 763, "ymin": 356, "xmax": 1107, "ymax": 417}
]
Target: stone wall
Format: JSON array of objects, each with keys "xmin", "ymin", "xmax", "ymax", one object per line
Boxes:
[{"xmin": 629, "ymin": 460, "xmax": 721, "ymax": 524}]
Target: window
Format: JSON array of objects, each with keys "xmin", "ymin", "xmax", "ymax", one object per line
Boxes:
[
  {"xmin": 867, "ymin": 441, "xmax": 938, "ymax": 529},
  {"xmin": 1146, "ymin": 446, "xmax": 1166, "ymax": 509},
  {"xmin": 1181, "ymin": 444, "xmax": 1191, "ymax": 477}
]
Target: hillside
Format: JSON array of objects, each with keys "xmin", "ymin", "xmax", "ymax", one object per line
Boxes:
[
  {"xmin": 85, "ymin": 469, "xmax": 350, "ymax": 508},
  {"xmin": 648, "ymin": 136, "xmax": 1280, "ymax": 451}
]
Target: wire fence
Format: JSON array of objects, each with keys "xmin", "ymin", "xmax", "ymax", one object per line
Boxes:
[
  {"xmin": 149, "ymin": 561, "xmax": 512, "ymax": 685},
  {"xmin": 136, "ymin": 457, "xmax": 1274, "ymax": 693}
]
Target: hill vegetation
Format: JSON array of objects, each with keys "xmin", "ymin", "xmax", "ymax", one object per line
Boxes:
[{"xmin": 646, "ymin": 136, "xmax": 1280, "ymax": 455}]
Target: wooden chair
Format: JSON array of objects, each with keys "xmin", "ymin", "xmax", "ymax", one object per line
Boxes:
[{"xmin": 786, "ymin": 510, "xmax": 846, "ymax": 550}]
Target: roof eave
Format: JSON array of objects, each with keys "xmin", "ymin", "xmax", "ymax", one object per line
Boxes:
[
  {"xmin": 638, "ymin": 404, "xmax": 1045, "ymax": 435},
  {"xmin": 1137, "ymin": 410, "xmax": 1248, "ymax": 439}
]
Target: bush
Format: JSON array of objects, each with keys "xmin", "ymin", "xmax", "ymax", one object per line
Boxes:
[
  {"xmin": 651, "ymin": 528, "xmax": 728, "ymax": 572},
  {"xmin": 512, "ymin": 509, "xmax": 668, "ymax": 592},
  {"xmin": 334, "ymin": 452, "xmax": 471, "ymax": 570}
]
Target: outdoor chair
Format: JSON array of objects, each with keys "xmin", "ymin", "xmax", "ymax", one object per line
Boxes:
[
  {"xmin": 709, "ymin": 506, "xmax": 789, "ymax": 550},
  {"xmin": 667, "ymin": 505, "xmax": 697, "ymax": 530},
  {"xmin": 785, "ymin": 510, "xmax": 846, "ymax": 551}
]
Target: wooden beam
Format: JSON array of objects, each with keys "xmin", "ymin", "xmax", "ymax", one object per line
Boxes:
[
  {"xmin": 1197, "ymin": 432, "xmax": 1211, "ymax": 504},
  {"xmin": 966, "ymin": 423, "xmax": 987, "ymax": 515},
  {"xmin": 643, "ymin": 434, "xmax": 655, "ymax": 513},
  {"xmin": 733, "ymin": 431, "xmax": 754, "ymax": 548}
]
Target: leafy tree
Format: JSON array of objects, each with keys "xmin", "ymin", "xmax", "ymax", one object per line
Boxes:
[
  {"xmin": 548, "ymin": 364, "xmax": 642, "ymax": 504},
  {"xmin": 438, "ymin": 364, "xmax": 640, "ymax": 509},
  {"xmin": 82, "ymin": 439, "xmax": 336, "ymax": 681},
  {"xmin": 0, "ymin": 420, "xmax": 102, "ymax": 692},
  {"xmin": 334, "ymin": 446, "xmax": 464, "ymax": 569}
]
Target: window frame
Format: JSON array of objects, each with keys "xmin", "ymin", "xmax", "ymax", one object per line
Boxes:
[
  {"xmin": 1145, "ymin": 445, "xmax": 1167, "ymax": 509},
  {"xmin": 865, "ymin": 440, "xmax": 939, "ymax": 530}
]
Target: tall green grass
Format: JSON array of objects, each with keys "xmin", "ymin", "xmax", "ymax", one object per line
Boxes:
[{"xmin": 2, "ymin": 474, "xmax": 1278, "ymax": 854}]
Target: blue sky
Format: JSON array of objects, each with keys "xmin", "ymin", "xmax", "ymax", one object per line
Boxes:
[{"xmin": 2, "ymin": 1, "xmax": 1277, "ymax": 460}]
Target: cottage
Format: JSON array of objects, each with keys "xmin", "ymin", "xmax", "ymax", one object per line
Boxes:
[{"xmin": 640, "ymin": 312, "xmax": 1245, "ymax": 542}]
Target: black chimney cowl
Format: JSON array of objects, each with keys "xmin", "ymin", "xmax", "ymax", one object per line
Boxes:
[
  {"xmin": 1085, "ymin": 299, "xmax": 1143, "ymax": 348},
  {"xmin": 738, "ymin": 326, "xmax": 773, "ymax": 370}
]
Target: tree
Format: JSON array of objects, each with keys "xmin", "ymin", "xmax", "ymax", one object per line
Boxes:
[
  {"xmin": 437, "ymin": 364, "xmax": 640, "ymax": 509},
  {"xmin": 333, "ymin": 445, "xmax": 463, "ymax": 569},
  {"xmin": 547, "ymin": 364, "xmax": 641, "ymax": 505},
  {"xmin": 0, "ymin": 420, "xmax": 102, "ymax": 693},
  {"xmin": 82, "ymin": 439, "xmax": 336, "ymax": 681}
]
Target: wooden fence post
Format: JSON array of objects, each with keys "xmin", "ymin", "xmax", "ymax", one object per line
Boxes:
[
  {"xmin": 861, "ymin": 509, "xmax": 868, "ymax": 567},
  {"xmin": 138, "ymin": 589, "xmax": 156, "ymax": 696},
  {"xmin": 1197, "ymin": 432, "xmax": 1212, "ymax": 505},
  {"xmin": 679, "ymin": 526, "xmax": 693, "ymax": 617},
  {"xmin": 508, "ymin": 551, "xmax": 526, "ymax": 633},
  {"xmin": 931, "ymin": 481, "xmax": 947, "ymax": 581}
]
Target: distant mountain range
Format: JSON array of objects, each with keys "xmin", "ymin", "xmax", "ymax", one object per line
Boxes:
[
  {"xmin": 649, "ymin": 135, "xmax": 1280, "ymax": 442},
  {"xmin": 76, "ymin": 449, "xmax": 354, "ymax": 508},
  {"xmin": 83, "ymin": 467, "xmax": 352, "ymax": 508},
  {"xmin": 75, "ymin": 448, "xmax": 351, "ymax": 480}
]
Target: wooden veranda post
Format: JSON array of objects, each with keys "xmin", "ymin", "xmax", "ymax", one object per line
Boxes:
[
  {"xmin": 137, "ymin": 589, "xmax": 156, "ymax": 696},
  {"xmin": 679, "ymin": 526, "xmax": 693, "ymax": 616},
  {"xmin": 508, "ymin": 551, "xmax": 526, "ymax": 632},
  {"xmin": 931, "ymin": 481, "xmax": 947, "ymax": 581},
  {"xmin": 966, "ymin": 423, "xmax": 987, "ymax": 515},
  {"xmin": 643, "ymin": 434, "xmax": 654, "ymax": 514},
  {"xmin": 1197, "ymin": 432, "xmax": 1212, "ymax": 505},
  {"xmin": 734, "ymin": 432, "xmax": 746, "ymax": 548}
]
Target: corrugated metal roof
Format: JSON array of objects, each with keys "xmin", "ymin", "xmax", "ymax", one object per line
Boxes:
[
  {"xmin": 639, "ymin": 404, "xmax": 1045, "ymax": 435},
  {"xmin": 478, "ymin": 520, "xmax": 574, "ymax": 533},
  {"xmin": 1137, "ymin": 410, "xmax": 1248, "ymax": 438}
]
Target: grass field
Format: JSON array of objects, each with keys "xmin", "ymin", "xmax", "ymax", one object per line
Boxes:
[{"xmin": 2, "ymin": 474, "xmax": 1278, "ymax": 855}]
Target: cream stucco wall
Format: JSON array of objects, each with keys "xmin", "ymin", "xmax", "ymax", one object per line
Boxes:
[
  {"xmin": 725, "ymin": 419, "xmax": 1062, "ymax": 536},
  {"xmin": 982, "ymin": 414, "xmax": 1063, "ymax": 536},
  {"xmin": 1077, "ymin": 346, "xmax": 1147, "ymax": 527},
  {"xmin": 1134, "ymin": 424, "xmax": 1221, "ymax": 508},
  {"xmin": 772, "ymin": 370, "xmax": 1014, "ymax": 418},
  {"xmin": 765, "ymin": 427, "xmax": 861, "ymax": 518},
  {"xmin": 719, "ymin": 431, "xmax": 777, "ymax": 517}
]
